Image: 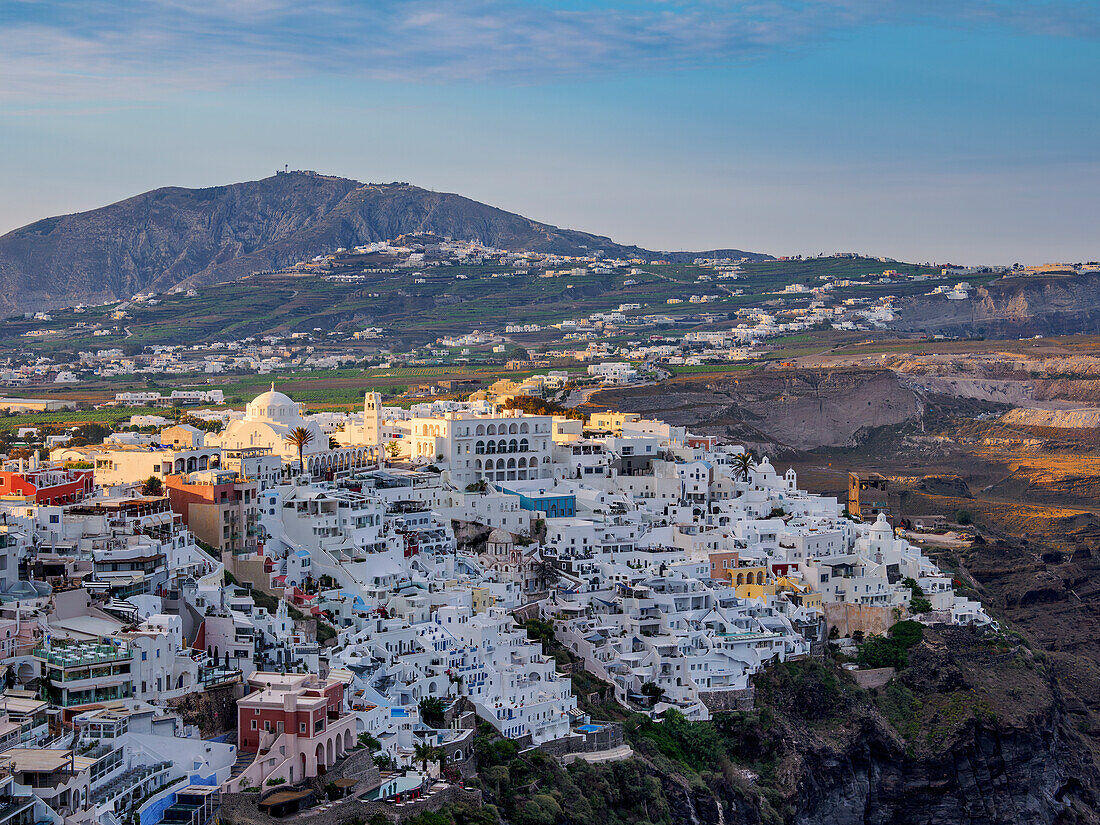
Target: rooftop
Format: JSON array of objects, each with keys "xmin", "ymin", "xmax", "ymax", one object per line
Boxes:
[{"xmin": 33, "ymin": 640, "xmax": 131, "ymax": 667}]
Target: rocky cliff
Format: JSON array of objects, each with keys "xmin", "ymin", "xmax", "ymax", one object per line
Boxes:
[
  {"xmin": 468, "ymin": 627, "xmax": 1100, "ymax": 825},
  {"xmin": 892, "ymin": 274, "xmax": 1100, "ymax": 339},
  {"xmin": 588, "ymin": 369, "xmax": 924, "ymax": 451}
]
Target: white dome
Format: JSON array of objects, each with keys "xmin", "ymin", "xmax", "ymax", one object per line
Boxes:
[
  {"xmin": 871, "ymin": 512, "xmax": 892, "ymax": 533},
  {"xmin": 246, "ymin": 386, "xmax": 302, "ymax": 423},
  {"xmin": 250, "ymin": 389, "xmax": 294, "ymax": 407}
]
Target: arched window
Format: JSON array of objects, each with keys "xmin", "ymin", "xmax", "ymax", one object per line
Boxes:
[
  {"xmin": 476, "ymin": 425, "xmax": 485, "ymax": 436},
  {"xmin": 509, "ymin": 423, "xmax": 518, "ymax": 434},
  {"xmin": 517, "ymin": 457, "xmax": 527, "ymax": 468},
  {"xmin": 487, "ymin": 424, "xmax": 497, "ymax": 435},
  {"xmin": 520, "ymin": 423, "xmax": 529, "ymax": 434},
  {"xmin": 507, "ymin": 458, "xmax": 516, "ymax": 469},
  {"xmin": 509, "ymin": 438, "xmax": 518, "ymax": 453},
  {"xmin": 519, "ymin": 438, "xmax": 529, "ymax": 452},
  {"xmin": 475, "ymin": 441, "xmax": 485, "ymax": 455}
]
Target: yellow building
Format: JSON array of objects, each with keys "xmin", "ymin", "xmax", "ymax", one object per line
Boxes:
[
  {"xmin": 586, "ymin": 411, "xmax": 640, "ymax": 434},
  {"xmin": 727, "ymin": 564, "xmax": 770, "ymax": 598},
  {"xmin": 471, "ymin": 586, "xmax": 493, "ymax": 614},
  {"xmin": 774, "ymin": 576, "xmax": 823, "ymax": 614}
]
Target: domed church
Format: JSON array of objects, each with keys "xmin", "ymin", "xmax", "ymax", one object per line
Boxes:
[{"xmin": 212, "ymin": 384, "xmax": 327, "ymax": 464}]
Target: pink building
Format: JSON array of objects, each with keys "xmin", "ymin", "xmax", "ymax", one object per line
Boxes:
[
  {"xmin": 0, "ymin": 620, "xmax": 18, "ymax": 660},
  {"xmin": 226, "ymin": 672, "xmax": 356, "ymax": 791}
]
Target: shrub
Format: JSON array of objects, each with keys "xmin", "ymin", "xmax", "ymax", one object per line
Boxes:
[
  {"xmin": 857, "ymin": 636, "xmax": 909, "ymax": 669},
  {"xmin": 889, "ymin": 620, "xmax": 924, "ymax": 649}
]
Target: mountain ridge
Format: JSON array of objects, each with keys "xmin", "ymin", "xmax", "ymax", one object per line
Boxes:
[{"xmin": 0, "ymin": 171, "xmax": 768, "ymax": 313}]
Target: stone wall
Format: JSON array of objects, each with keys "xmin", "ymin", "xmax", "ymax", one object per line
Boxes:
[
  {"xmin": 167, "ymin": 680, "xmax": 244, "ymax": 738},
  {"xmin": 825, "ymin": 602, "xmax": 899, "ymax": 637},
  {"xmin": 851, "ymin": 667, "xmax": 896, "ymax": 690},
  {"xmin": 219, "ymin": 785, "xmax": 482, "ymax": 825},
  {"xmin": 535, "ymin": 733, "xmax": 586, "ymax": 758},
  {"xmin": 699, "ymin": 687, "xmax": 755, "ymax": 713}
]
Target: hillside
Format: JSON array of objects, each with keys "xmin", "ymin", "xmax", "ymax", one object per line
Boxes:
[
  {"xmin": 892, "ymin": 272, "xmax": 1100, "ymax": 338},
  {"xmin": 0, "ymin": 171, "xmax": 767, "ymax": 313}
]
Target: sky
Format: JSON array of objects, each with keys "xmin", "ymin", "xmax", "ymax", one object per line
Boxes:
[{"xmin": 1, "ymin": 1, "xmax": 1098, "ymax": 264}]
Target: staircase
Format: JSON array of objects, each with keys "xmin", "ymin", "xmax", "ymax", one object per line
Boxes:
[{"xmin": 229, "ymin": 748, "xmax": 256, "ymax": 780}]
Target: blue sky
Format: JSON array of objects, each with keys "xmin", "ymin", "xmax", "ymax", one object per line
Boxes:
[{"xmin": 1, "ymin": 0, "xmax": 1097, "ymax": 263}]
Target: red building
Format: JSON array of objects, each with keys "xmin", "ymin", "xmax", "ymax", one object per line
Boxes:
[
  {"xmin": 0, "ymin": 465, "xmax": 92, "ymax": 504},
  {"xmin": 230, "ymin": 672, "xmax": 356, "ymax": 791}
]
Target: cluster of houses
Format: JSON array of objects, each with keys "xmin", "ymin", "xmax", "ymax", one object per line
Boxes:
[
  {"xmin": 2, "ymin": 239, "xmax": 1028, "ymax": 394},
  {"xmin": 0, "ymin": 385, "xmax": 993, "ymax": 825}
]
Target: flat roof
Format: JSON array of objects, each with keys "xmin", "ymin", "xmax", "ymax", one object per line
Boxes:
[
  {"xmin": 0, "ymin": 696, "xmax": 47, "ymax": 714},
  {"xmin": 0, "ymin": 749, "xmax": 72, "ymax": 772}
]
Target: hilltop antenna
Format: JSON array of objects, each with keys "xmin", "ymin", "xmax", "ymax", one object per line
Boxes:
[{"xmin": 285, "ymin": 164, "xmax": 289, "ymax": 173}]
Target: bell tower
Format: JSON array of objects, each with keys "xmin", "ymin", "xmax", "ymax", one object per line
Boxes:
[{"xmin": 364, "ymin": 391, "xmax": 382, "ymax": 447}]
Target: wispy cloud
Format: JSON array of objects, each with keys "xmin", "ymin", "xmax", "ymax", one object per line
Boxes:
[{"xmin": 1, "ymin": 0, "xmax": 1097, "ymax": 104}]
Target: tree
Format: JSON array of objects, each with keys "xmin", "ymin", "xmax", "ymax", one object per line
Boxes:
[
  {"xmin": 447, "ymin": 672, "xmax": 464, "ymax": 697},
  {"xmin": 731, "ymin": 451, "xmax": 756, "ymax": 482},
  {"xmin": 284, "ymin": 426, "xmax": 315, "ymax": 474},
  {"xmin": 418, "ymin": 696, "xmax": 446, "ymax": 728},
  {"xmin": 530, "ymin": 557, "xmax": 561, "ymax": 591},
  {"xmin": 385, "ymin": 440, "xmax": 401, "ymax": 462},
  {"xmin": 902, "ymin": 577, "xmax": 933, "ymax": 614},
  {"xmin": 640, "ymin": 681, "xmax": 664, "ymax": 704},
  {"xmin": 141, "ymin": 476, "xmax": 163, "ymax": 496},
  {"xmin": 413, "ymin": 742, "xmax": 439, "ymax": 773}
]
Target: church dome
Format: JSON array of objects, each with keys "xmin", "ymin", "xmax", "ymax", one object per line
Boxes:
[
  {"xmin": 487, "ymin": 528, "xmax": 514, "ymax": 546},
  {"xmin": 246, "ymin": 385, "xmax": 301, "ymax": 423}
]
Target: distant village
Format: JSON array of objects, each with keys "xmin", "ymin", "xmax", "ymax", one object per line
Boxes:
[
  {"xmin": 0, "ymin": 235, "xmax": 1071, "ymax": 394},
  {"xmin": 0, "ymin": 376, "xmax": 992, "ymax": 823}
]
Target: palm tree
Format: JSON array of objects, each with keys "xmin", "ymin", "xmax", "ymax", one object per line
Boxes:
[
  {"xmin": 731, "ymin": 451, "xmax": 756, "ymax": 482},
  {"xmin": 531, "ymin": 556, "xmax": 561, "ymax": 592},
  {"xmin": 413, "ymin": 742, "xmax": 437, "ymax": 773},
  {"xmin": 284, "ymin": 426, "xmax": 315, "ymax": 475}
]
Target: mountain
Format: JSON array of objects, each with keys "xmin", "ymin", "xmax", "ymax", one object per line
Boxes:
[{"xmin": 0, "ymin": 172, "xmax": 768, "ymax": 313}]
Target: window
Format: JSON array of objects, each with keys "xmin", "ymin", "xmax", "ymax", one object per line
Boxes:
[{"xmin": 251, "ymin": 720, "xmax": 257, "ymax": 730}]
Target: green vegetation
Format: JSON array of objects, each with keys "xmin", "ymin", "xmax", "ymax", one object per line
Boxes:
[
  {"xmin": 403, "ymin": 803, "xmax": 498, "ymax": 825},
  {"xmin": 902, "ymin": 577, "xmax": 933, "ymax": 615},
  {"xmin": 0, "ymin": 256, "xmax": 948, "ymax": 363},
  {"xmin": 418, "ymin": 696, "xmax": 446, "ymax": 728},
  {"xmin": 856, "ymin": 621, "xmax": 924, "ymax": 669},
  {"xmin": 503, "ymin": 395, "xmax": 584, "ymax": 420}
]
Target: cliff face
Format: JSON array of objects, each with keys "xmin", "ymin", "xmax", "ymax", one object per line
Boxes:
[
  {"xmin": 892, "ymin": 274, "xmax": 1100, "ymax": 338},
  {"xmin": 785, "ymin": 710, "xmax": 1093, "ymax": 825},
  {"xmin": 547, "ymin": 631, "xmax": 1100, "ymax": 825},
  {"xmin": 588, "ymin": 369, "xmax": 924, "ymax": 451}
]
